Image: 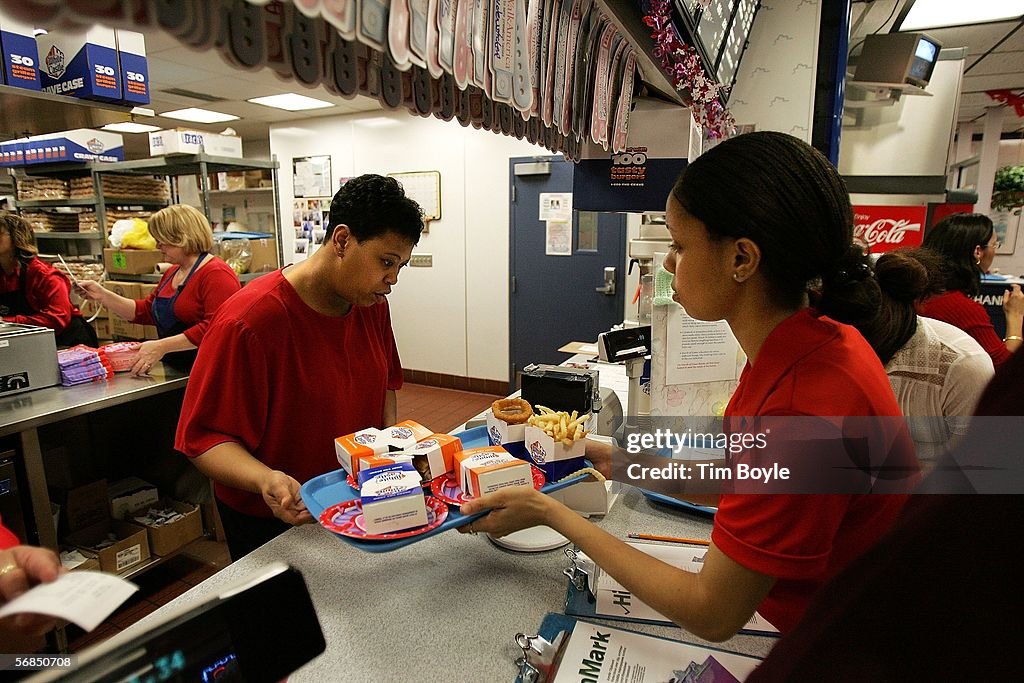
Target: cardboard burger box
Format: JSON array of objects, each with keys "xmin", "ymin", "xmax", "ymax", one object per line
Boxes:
[
  {"xmin": 104, "ymin": 248, "xmax": 163, "ymax": 275},
  {"xmin": 66, "ymin": 519, "xmax": 150, "ymax": 574},
  {"xmin": 149, "ymin": 129, "xmax": 243, "ymax": 158}
]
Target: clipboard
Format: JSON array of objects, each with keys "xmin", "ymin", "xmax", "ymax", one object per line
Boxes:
[
  {"xmin": 513, "ymin": 612, "xmax": 763, "ymax": 682},
  {"xmin": 560, "ymin": 547, "xmax": 780, "ymax": 638}
]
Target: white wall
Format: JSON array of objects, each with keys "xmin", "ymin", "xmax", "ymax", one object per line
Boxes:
[
  {"xmin": 270, "ymin": 112, "xmax": 540, "ymax": 381},
  {"xmin": 728, "ymin": 0, "xmax": 821, "ymax": 141}
]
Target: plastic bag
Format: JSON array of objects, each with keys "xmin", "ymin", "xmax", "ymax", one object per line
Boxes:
[
  {"xmin": 112, "ymin": 218, "xmax": 156, "ymax": 250},
  {"xmin": 218, "ymin": 238, "xmax": 252, "ymax": 275}
]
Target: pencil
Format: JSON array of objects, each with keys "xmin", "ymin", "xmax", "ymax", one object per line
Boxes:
[{"xmin": 627, "ymin": 533, "xmax": 710, "ymax": 546}]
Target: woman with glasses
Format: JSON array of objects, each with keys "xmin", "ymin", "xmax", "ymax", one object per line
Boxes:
[{"xmin": 919, "ymin": 213, "xmax": 1024, "ymax": 367}]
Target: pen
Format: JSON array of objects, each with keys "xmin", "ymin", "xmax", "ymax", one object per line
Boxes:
[{"xmin": 627, "ymin": 533, "xmax": 710, "ymax": 546}]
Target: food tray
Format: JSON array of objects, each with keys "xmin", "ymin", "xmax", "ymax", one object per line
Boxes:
[
  {"xmin": 300, "ymin": 426, "xmax": 594, "ymax": 552},
  {"xmin": 639, "ymin": 490, "xmax": 717, "ymax": 518}
]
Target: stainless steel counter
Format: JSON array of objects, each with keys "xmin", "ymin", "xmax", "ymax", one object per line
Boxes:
[
  {"xmin": 0, "ymin": 364, "xmax": 188, "ymax": 438},
  {"xmin": 0, "ymin": 363, "xmax": 188, "ymax": 549}
]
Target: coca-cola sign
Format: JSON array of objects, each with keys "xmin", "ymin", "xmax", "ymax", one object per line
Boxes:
[{"xmin": 852, "ymin": 205, "xmax": 927, "ymax": 253}]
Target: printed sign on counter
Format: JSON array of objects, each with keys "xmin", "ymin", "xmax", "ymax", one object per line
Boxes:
[{"xmin": 665, "ymin": 306, "xmax": 741, "ymax": 385}]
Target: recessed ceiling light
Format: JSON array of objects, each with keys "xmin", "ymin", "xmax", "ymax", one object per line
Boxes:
[
  {"xmin": 247, "ymin": 93, "xmax": 335, "ymax": 111},
  {"xmin": 33, "ymin": 28, "xmax": 47, "ymax": 36},
  {"xmin": 899, "ymin": 1, "xmax": 1024, "ymax": 30},
  {"xmin": 160, "ymin": 107, "xmax": 239, "ymax": 124},
  {"xmin": 355, "ymin": 116, "xmax": 401, "ymax": 128},
  {"xmin": 102, "ymin": 122, "xmax": 162, "ymax": 133}
]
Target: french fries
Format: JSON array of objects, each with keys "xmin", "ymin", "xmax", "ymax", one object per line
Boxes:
[{"xmin": 527, "ymin": 405, "xmax": 591, "ymax": 447}]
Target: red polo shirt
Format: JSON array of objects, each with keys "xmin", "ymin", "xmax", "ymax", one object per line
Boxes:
[{"xmin": 713, "ymin": 308, "xmax": 916, "ymax": 634}]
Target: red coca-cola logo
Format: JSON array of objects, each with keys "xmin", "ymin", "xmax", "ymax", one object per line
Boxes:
[{"xmin": 851, "ymin": 206, "xmax": 927, "ymax": 253}]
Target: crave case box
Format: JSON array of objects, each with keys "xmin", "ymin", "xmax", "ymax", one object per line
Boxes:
[
  {"xmin": 37, "ymin": 26, "xmax": 121, "ymax": 101},
  {"xmin": 114, "ymin": 29, "xmax": 149, "ymax": 105},
  {"xmin": 149, "ymin": 129, "xmax": 243, "ymax": 158},
  {"xmin": 0, "ymin": 13, "xmax": 41, "ymax": 90},
  {"xmin": 22, "ymin": 129, "xmax": 124, "ymax": 165}
]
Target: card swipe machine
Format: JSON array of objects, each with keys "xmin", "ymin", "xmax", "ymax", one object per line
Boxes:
[
  {"xmin": 597, "ymin": 326, "xmax": 651, "ymax": 363},
  {"xmin": 520, "ymin": 364, "xmax": 600, "ymax": 415}
]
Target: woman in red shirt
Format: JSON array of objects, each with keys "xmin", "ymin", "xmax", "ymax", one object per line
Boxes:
[
  {"xmin": 461, "ymin": 132, "xmax": 917, "ymax": 640},
  {"xmin": 78, "ymin": 205, "xmax": 240, "ymax": 374},
  {"xmin": 0, "ymin": 213, "xmax": 97, "ymax": 346},
  {"xmin": 920, "ymin": 213, "xmax": 1024, "ymax": 366}
]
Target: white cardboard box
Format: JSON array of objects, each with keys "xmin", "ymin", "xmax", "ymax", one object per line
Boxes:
[
  {"xmin": 358, "ymin": 463, "xmax": 428, "ymax": 534},
  {"xmin": 149, "ymin": 129, "xmax": 243, "ymax": 158},
  {"xmin": 486, "ymin": 411, "xmax": 527, "ymax": 446}
]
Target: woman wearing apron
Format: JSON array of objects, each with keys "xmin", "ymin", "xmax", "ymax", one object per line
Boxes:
[
  {"xmin": 78, "ymin": 205, "xmax": 240, "ymax": 375},
  {"xmin": 0, "ymin": 213, "xmax": 97, "ymax": 347}
]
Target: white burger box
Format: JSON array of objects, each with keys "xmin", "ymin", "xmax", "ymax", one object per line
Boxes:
[
  {"xmin": 37, "ymin": 26, "xmax": 121, "ymax": 101},
  {"xmin": 454, "ymin": 446, "xmax": 533, "ymax": 498},
  {"xmin": 149, "ymin": 129, "xmax": 243, "ymax": 158},
  {"xmin": 401, "ymin": 432, "xmax": 463, "ymax": 481},
  {"xmin": 0, "ymin": 138, "xmax": 25, "ymax": 167},
  {"xmin": 334, "ymin": 428, "xmax": 389, "ymax": 476},
  {"xmin": 381, "ymin": 420, "xmax": 434, "ymax": 451},
  {"xmin": 357, "ymin": 463, "xmax": 428, "ymax": 535}
]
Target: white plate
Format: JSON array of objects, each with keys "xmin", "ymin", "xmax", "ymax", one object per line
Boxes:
[{"xmin": 487, "ymin": 525, "xmax": 570, "ymax": 552}]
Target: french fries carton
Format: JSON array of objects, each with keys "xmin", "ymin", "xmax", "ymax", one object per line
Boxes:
[
  {"xmin": 525, "ymin": 423, "xmax": 588, "ymax": 465},
  {"xmin": 403, "ymin": 433, "xmax": 463, "ymax": 481},
  {"xmin": 382, "ymin": 420, "xmax": 434, "ymax": 451},
  {"xmin": 357, "ymin": 463, "xmax": 428, "ymax": 534},
  {"xmin": 334, "ymin": 428, "xmax": 388, "ymax": 475},
  {"xmin": 486, "ymin": 411, "xmax": 527, "ymax": 446},
  {"xmin": 455, "ymin": 446, "xmax": 533, "ymax": 498}
]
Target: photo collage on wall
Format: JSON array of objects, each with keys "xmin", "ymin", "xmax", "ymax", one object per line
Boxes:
[{"xmin": 292, "ymin": 198, "xmax": 331, "ymax": 262}]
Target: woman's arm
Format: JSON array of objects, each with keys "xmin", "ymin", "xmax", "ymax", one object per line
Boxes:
[
  {"xmin": 461, "ymin": 488, "xmax": 774, "ymax": 642},
  {"xmin": 190, "ymin": 441, "xmax": 311, "ymax": 524},
  {"xmin": 76, "ymin": 280, "xmax": 138, "ymax": 321},
  {"xmin": 130, "ymin": 334, "xmax": 197, "ymax": 376}
]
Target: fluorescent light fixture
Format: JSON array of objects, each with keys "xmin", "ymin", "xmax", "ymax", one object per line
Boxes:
[
  {"xmin": 354, "ymin": 116, "xmax": 401, "ymax": 128},
  {"xmin": 247, "ymin": 93, "xmax": 335, "ymax": 111},
  {"xmin": 101, "ymin": 122, "xmax": 162, "ymax": 134},
  {"xmin": 160, "ymin": 107, "xmax": 239, "ymax": 124},
  {"xmin": 900, "ymin": 1, "xmax": 1024, "ymax": 30}
]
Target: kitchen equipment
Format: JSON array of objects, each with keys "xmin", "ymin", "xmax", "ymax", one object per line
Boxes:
[{"xmin": 0, "ymin": 323, "xmax": 59, "ymax": 396}]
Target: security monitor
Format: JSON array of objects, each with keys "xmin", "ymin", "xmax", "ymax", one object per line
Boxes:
[{"xmin": 853, "ymin": 32, "xmax": 943, "ymax": 88}]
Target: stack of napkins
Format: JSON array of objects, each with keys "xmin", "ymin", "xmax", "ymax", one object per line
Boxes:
[
  {"xmin": 102, "ymin": 342, "xmax": 142, "ymax": 372},
  {"xmin": 57, "ymin": 346, "xmax": 113, "ymax": 386}
]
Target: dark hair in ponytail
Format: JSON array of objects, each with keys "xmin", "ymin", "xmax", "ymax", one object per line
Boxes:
[
  {"xmin": 671, "ymin": 131, "xmax": 853, "ymax": 308},
  {"xmin": 817, "ymin": 248, "xmax": 943, "ymax": 364},
  {"xmin": 921, "ymin": 213, "xmax": 992, "ymax": 296}
]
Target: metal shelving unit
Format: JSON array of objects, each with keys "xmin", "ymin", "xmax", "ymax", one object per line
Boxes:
[{"xmin": 11, "ymin": 153, "xmax": 282, "ymax": 267}]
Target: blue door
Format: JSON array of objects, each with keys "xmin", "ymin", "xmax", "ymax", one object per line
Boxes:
[{"xmin": 509, "ymin": 156, "xmax": 626, "ymax": 390}]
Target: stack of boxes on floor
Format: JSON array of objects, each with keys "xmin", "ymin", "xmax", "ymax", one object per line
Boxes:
[{"xmin": 46, "ymin": 446, "xmax": 205, "ymax": 576}]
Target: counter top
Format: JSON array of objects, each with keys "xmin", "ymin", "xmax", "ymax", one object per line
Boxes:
[
  {"xmin": 0, "ymin": 363, "xmax": 187, "ymax": 438},
  {"xmin": 124, "ymin": 487, "xmax": 775, "ymax": 681}
]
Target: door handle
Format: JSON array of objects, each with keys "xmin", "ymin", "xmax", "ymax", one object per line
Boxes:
[{"xmin": 595, "ymin": 266, "xmax": 616, "ymax": 296}]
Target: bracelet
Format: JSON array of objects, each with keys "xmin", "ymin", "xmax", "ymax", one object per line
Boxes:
[{"xmin": 1005, "ymin": 335, "xmax": 1024, "ymax": 343}]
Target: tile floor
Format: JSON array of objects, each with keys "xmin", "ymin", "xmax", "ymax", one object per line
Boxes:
[{"xmin": 66, "ymin": 382, "xmax": 502, "ymax": 653}]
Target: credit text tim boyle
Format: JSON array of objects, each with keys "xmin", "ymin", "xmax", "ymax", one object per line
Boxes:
[{"xmin": 623, "ymin": 429, "xmax": 790, "ymax": 483}]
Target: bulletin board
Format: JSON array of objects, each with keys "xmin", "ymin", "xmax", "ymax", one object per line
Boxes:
[{"xmin": 388, "ymin": 170, "xmax": 442, "ymax": 225}]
